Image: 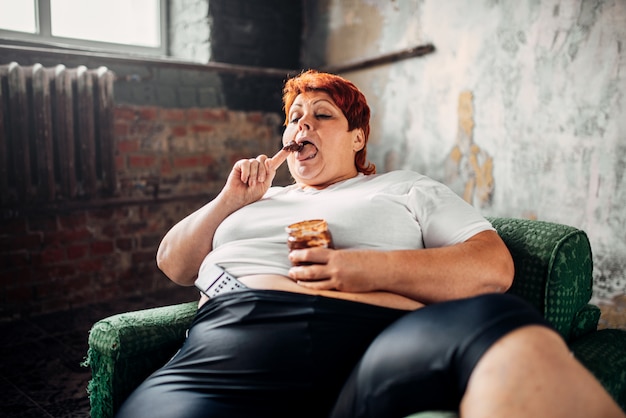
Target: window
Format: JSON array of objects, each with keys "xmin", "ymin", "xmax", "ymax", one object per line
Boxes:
[
  {"xmin": 0, "ymin": 0, "xmax": 167, "ymax": 56},
  {"xmin": 0, "ymin": 1, "xmax": 37, "ymax": 34}
]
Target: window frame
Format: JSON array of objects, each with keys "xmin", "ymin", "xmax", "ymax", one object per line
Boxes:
[{"xmin": 0, "ymin": 0, "xmax": 168, "ymax": 57}]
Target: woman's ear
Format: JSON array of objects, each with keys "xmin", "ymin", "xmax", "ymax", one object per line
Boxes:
[{"xmin": 352, "ymin": 129, "xmax": 366, "ymax": 152}]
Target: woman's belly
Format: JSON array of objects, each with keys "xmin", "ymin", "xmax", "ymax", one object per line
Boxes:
[{"xmin": 198, "ymin": 274, "xmax": 424, "ymax": 311}]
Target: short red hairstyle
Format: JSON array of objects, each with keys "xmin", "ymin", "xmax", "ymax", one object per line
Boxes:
[{"xmin": 282, "ymin": 70, "xmax": 375, "ymax": 175}]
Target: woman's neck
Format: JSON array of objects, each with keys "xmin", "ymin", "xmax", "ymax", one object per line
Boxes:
[{"xmin": 296, "ymin": 172, "xmax": 361, "ymax": 190}]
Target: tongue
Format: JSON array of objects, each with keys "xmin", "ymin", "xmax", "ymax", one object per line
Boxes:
[{"xmin": 298, "ymin": 143, "xmax": 317, "ymax": 160}]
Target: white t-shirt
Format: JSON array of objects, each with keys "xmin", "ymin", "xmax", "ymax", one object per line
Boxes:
[{"xmin": 198, "ymin": 170, "xmax": 494, "ymax": 279}]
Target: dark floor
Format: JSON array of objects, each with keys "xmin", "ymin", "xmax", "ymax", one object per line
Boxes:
[{"xmin": 0, "ymin": 287, "xmax": 197, "ymax": 418}]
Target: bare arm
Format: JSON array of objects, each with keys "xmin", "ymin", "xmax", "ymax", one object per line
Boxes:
[
  {"xmin": 157, "ymin": 150, "xmax": 289, "ymax": 285},
  {"xmin": 288, "ymin": 229, "xmax": 514, "ymax": 305},
  {"xmin": 156, "ymin": 193, "xmax": 237, "ymax": 285}
]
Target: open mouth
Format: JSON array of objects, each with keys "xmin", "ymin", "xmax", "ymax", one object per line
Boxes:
[{"xmin": 284, "ymin": 141, "xmax": 318, "ymax": 160}]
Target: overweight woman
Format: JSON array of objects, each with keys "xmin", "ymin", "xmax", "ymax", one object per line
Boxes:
[{"xmin": 116, "ymin": 70, "xmax": 624, "ymax": 418}]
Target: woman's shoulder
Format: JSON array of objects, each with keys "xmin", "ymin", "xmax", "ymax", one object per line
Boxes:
[
  {"xmin": 344, "ymin": 170, "xmax": 429, "ymax": 195},
  {"xmin": 358, "ymin": 170, "xmax": 456, "ymax": 197},
  {"xmin": 365, "ymin": 169, "xmax": 428, "ymax": 184}
]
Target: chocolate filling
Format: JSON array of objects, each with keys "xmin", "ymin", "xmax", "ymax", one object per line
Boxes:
[
  {"xmin": 283, "ymin": 141, "xmax": 304, "ymax": 152},
  {"xmin": 283, "ymin": 141, "xmax": 318, "ymax": 160}
]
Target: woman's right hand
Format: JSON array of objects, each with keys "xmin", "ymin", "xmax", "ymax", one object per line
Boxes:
[{"xmin": 220, "ymin": 149, "xmax": 289, "ymax": 209}]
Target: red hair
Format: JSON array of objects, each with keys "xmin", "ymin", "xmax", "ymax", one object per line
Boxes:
[{"xmin": 282, "ymin": 70, "xmax": 375, "ymax": 175}]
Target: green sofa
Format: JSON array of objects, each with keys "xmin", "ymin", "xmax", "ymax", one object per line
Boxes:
[{"xmin": 85, "ymin": 217, "xmax": 626, "ymax": 417}]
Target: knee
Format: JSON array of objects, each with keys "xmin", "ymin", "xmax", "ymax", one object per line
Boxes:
[{"xmin": 476, "ymin": 324, "xmax": 567, "ymax": 364}]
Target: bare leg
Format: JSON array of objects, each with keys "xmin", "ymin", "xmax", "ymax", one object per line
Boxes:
[{"xmin": 461, "ymin": 325, "xmax": 625, "ymax": 418}]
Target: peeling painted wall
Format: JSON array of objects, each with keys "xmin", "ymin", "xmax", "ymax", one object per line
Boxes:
[{"xmin": 302, "ymin": 0, "xmax": 626, "ymax": 317}]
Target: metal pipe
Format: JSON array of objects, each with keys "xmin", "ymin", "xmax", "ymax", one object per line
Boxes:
[
  {"xmin": 322, "ymin": 43, "xmax": 435, "ymax": 74},
  {"xmin": 0, "ymin": 42, "xmax": 436, "ymax": 79}
]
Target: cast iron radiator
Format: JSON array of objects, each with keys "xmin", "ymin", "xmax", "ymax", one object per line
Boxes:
[{"xmin": 0, "ymin": 62, "xmax": 115, "ymax": 206}]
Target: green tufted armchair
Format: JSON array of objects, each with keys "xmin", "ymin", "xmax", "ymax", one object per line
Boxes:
[{"xmin": 85, "ymin": 218, "xmax": 626, "ymax": 417}]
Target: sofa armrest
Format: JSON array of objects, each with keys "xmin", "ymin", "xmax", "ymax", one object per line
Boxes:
[
  {"xmin": 85, "ymin": 301, "xmax": 197, "ymax": 418},
  {"xmin": 488, "ymin": 217, "xmax": 594, "ymax": 340}
]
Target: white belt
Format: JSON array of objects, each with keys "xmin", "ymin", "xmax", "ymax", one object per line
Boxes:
[{"xmin": 194, "ymin": 264, "xmax": 247, "ymax": 299}]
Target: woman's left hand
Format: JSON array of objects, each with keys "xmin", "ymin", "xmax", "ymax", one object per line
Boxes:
[{"xmin": 288, "ymin": 248, "xmax": 381, "ymax": 292}]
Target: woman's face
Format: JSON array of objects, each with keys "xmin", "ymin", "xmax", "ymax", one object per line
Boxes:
[{"xmin": 282, "ymin": 91, "xmax": 365, "ymax": 189}]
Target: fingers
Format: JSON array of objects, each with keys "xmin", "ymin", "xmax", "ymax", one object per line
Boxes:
[
  {"xmin": 235, "ymin": 147, "xmax": 289, "ymax": 187},
  {"xmin": 267, "ymin": 148, "xmax": 289, "ymax": 171},
  {"xmin": 288, "ymin": 247, "xmax": 329, "ymax": 267},
  {"xmin": 238, "ymin": 155, "xmax": 270, "ymax": 186},
  {"xmin": 236, "ymin": 148, "xmax": 289, "ymax": 187},
  {"xmin": 288, "ymin": 249, "xmax": 375, "ymax": 293},
  {"xmin": 289, "ymin": 263, "xmax": 335, "ymax": 290},
  {"xmin": 237, "ymin": 159, "xmax": 253, "ymax": 185},
  {"xmin": 288, "ymin": 248, "xmax": 335, "ymax": 289}
]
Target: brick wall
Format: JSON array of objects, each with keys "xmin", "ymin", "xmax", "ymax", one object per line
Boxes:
[
  {"xmin": 113, "ymin": 105, "xmax": 286, "ymax": 199},
  {"xmin": 0, "ymin": 104, "xmax": 290, "ymax": 319},
  {"xmin": 0, "ymin": 200, "xmax": 202, "ymax": 316}
]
